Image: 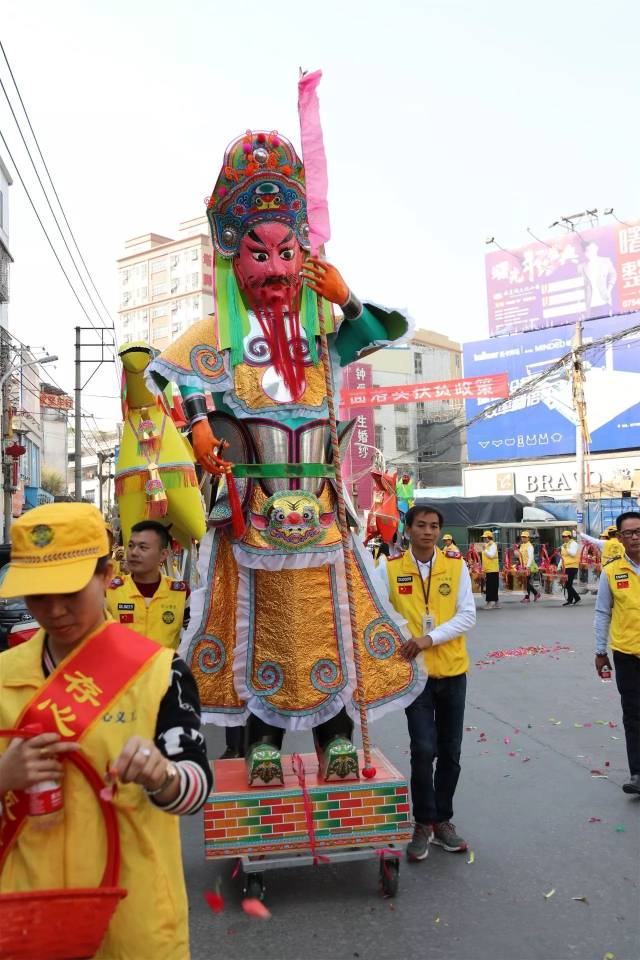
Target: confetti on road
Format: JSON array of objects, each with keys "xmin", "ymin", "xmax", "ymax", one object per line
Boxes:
[
  {"xmin": 588, "ymin": 817, "xmax": 602, "ymax": 823},
  {"xmin": 241, "ymin": 898, "xmax": 272, "ymax": 919},
  {"xmin": 574, "ymin": 723, "xmax": 583, "ymax": 728},
  {"xmin": 572, "ymin": 896, "xmax": 589, "ymax": 904},
  {"xmin": 603, "ymin": 953, "xmax": 615, "ymax": 960},
  {"xmin": 544, "ymin": 888, "xmax": 556, "ymax": 900},
  {"xmin": 615, "ymin": 824, "xmax": 626, "ymax": 833},
  {"xmin": 204, "ymin": 890, "xmax": 225, "ymax": 914},
  {"xmin": 434, "ymin": 916, "xmax": 440, "ymax": 924},
  {"xmin": 608, "ymin": 721, "xmax": 618, "ymax": 728},
  {"xmin": 465, "ymin": 725, "xmax": 478, "ymax": 731},
  {"xmin": 508, "ymin": 751, "xmax": 517, "ymax": 757},
  {"xmin": 467, "ymin": 851, "xmax": 475, "ymax": 864},
  {"xmin": 503, "ymin": 736, "xmax": 511, "ymax": 744}
]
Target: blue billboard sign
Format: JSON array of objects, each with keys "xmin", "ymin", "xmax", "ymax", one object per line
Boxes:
[{"xmin": 463, "ymin": 313, "xmax": 640, "ymax": 463}]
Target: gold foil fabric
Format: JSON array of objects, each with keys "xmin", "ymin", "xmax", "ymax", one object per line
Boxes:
[
  {"xmin": 192, "ymin": 534, "xmax": 244, "ymax": 711},
  {"xmin": 232, "ymin": 361, "xmax": 327, "ymax": 412}
]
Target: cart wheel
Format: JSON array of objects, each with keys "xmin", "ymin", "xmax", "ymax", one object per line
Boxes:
[
  {"xmin": 379, "ymin": 856, "xmax": 400, "ymax": 898},
  {"xmin": 243, "ymin": 872, "xmax": 266, "ymax": 901}
]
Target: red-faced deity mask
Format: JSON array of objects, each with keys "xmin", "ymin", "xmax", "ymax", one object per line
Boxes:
[{"xmin": 233, "ymin": 221, "xmax": 306, "ymax": 400}]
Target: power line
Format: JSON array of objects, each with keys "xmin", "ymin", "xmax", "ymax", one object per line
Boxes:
[{"xmin": 0, "ymin": 40, "xmax": 117, "ymax": 338}]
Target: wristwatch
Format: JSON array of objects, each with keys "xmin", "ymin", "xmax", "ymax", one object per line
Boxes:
[{"xmin": 146, "ymin": 762, "xmax": 178, "ymax": 797}]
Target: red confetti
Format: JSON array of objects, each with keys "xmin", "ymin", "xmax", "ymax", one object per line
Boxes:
[
  {"xmin": 508, "ymin": 751, "xmax": 517, "ymax": 757},
  {"xmin": 605, "ymin": 761, "xmax": 610, "ymax": 767},
  {"xmin": 608, "ymin": 721, "xmax": 617, "ymax": 728},
  {"xmin": 204, "ymin": 890, "xmax": 225, "ymax": 914},
  {"xmin": 588, "ymin": 817, "xmax": 602, "ymax": 823},
  {"xmin": 241, "ymin": 898, "xmax": 272, "ymax": 920},
  {"xmin": 482, "ymin": 643, "xmax": 572, "ymax": 663},
  {"xmin": 504, "ymin": 736, "xmax": 511, "ymax": 744}
]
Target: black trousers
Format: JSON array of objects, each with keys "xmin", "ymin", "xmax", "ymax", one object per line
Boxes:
[
  {"xmin": 525, "ymin": 573, "xmax": 539, "ymax": 598},
  {"xmin": 565, "ymin": 568, "xmax": 580, "ymax": 604},
  {"xmin": 246, "ymin": 707, "xmax": 354, "ymax": 753},
  {"xmin": 613, "ymin": 651, "xmax": 640, "ymax": 776},
  {"xmin": 405, "ymin": 674, "xmax": 466, "ymax": 824},
  {"xmin": 485, "ymin": 571, "xmax": 499, "ymax": 603}
]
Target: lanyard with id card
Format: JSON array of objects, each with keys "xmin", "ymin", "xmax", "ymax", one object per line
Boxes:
[{"xmin": 416, "ymin": 556, "xmax": 436, "ymax": 636}]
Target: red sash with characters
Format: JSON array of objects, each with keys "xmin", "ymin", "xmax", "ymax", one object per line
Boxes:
[{"xmin": 0, "ymin": 622, "xmax": 162, "ymax": 871}]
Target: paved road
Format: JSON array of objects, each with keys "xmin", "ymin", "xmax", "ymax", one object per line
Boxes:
[{"xmin": 183, "ymin": 590, "xmax": 639, "ymax": 960}]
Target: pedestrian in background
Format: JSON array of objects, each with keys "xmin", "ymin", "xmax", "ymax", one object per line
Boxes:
[
  {"xmin": 378, "ymin": 505, "xmax": 476, "ymax": 861},
  {"xmin": 518, "ymin": 531, "xmax": 540, "ymax": 603},
  {"xmin": 560, "ymin": 530, "xmax": 581, "ymax": 606},
  {"xmin": 593, "ymin": 511, "xmax": 640, "ymax": 796},
  {"xmin": 442, "ymin": 533, "xmax": 461, "ymax": 558},
  {"xmin": 481, "ymin": 531, "xmax": 500, "ymax": 609}
]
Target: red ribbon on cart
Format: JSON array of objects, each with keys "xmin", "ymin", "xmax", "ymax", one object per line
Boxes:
[{"xmin": 291, "ymin": 753, "xmax": 330, "ymax": 866}]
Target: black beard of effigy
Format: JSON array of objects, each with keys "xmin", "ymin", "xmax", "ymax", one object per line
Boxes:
[{"xmin": 246, "ymin": 280, "xmax": 306, "ymax": 401}]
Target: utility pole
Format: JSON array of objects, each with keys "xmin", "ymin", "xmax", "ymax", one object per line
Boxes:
[
  {"xmin": 571, "ymin": 320, "xmax": 590, "ymax": 532},
  {"xmin": 74, "ymin": 325, "xmax": 116, "ymax": 503},
  {"xmin": 74, "ymin": 326, "xmax": 82, "ymax": 500},
  {"xmin": 97, "ymin": 450, "xmax": 104, "ymax": 511}
]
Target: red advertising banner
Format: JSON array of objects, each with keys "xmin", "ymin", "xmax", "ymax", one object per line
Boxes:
[
  {"xmin": 341, "ymin": 362, "xmax": 374, "ymax": 511},
  {"xmin": 340, "ymin": 373, "xmax": 509, "ymax": 409}
]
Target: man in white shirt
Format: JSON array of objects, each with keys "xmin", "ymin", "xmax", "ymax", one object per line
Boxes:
[
  {"xmin": 560, "ymin": 530, "xmax": 580, "ymax": 606},
  {"xmin": 377, "ymin": 505, "xmax": 476, "ymax": 862},
  {"xmin": 517, "ymin": 531, "xmax": 540, "ymax": 603}
]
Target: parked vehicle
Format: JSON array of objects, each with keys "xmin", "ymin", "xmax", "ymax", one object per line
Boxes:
[{"xmin": 0, "ymin": 556, "xmax": 35, "ymax": 652}]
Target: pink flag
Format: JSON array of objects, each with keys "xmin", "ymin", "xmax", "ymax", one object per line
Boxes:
[{"xmin": 298, "ymin": 69, "xmax": 331, "ymax": 256}]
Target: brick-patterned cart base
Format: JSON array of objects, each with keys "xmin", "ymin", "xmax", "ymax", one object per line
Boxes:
[
  {"xmin": 204, "ymin": 748, "xmax": 411, "ymax": 859},
  {"xmin": 203, "ymin": 748, "xmax": 410, "ymax": 897}
]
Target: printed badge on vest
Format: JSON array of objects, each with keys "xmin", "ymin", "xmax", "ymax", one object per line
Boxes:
[
  {"xmin": 439, "ymin": 582, "xmax": 452, "ymax": 596},
  {"xmin": 397, "ymin": 575, "xmax": 413, "ymax": 595},
  {"xmin": 162, "ymin": 610, "xmax": 175, "ymax": 624}
]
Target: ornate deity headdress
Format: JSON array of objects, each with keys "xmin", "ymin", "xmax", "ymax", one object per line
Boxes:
[{"xmin": 206, "ymin": 130, "xmax": 310, "ymax": 258}]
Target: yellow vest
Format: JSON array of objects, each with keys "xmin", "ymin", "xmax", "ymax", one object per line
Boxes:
[
  {"xmin": 603, "ymin": 556, "xmax": 640, "ymax": 656},
  {"xmin": 603, "ymin": 539, "xmax": 625, "ymax": 562},
  {"xmin": 0, "ymin": 626, "xmax": 189, "ymax": 960},
  {"xmin": 386, "ymin": 548, "xmax": 469, "ymax": 678},
  {"xmin": 481, "ymin": 544, "xmax": 499, "ymax": 573},
  {"xmin": 106, "ymin": 574, "xmax": 187, "ymax": 650},
  {"xmin": 561, "ymin": 542, "xmax": 579, "ymax": 569}
]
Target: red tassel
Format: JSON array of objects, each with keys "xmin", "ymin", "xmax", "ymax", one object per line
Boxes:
[{"xmin": 226, "ymin": 469, "xmax": 246, "ymax": 539}]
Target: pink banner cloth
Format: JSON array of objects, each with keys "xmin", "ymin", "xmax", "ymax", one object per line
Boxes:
[{"xmin": 298, "ymin": 69, "xmax": 331, "ymax": 256}]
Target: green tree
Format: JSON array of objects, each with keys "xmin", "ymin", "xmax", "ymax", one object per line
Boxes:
[{"xmin": 41, "ymin": 467, "xmax": 66, "ymax": 496}]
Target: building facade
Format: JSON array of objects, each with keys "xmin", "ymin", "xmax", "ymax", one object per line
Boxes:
[
  {"xmin": 116, "ymin": 216, "xmax": 214, "ymax": 352},
  {"xmin": 366, "ymin": 328, "xmax": 464, "ymax": 483},
  {"xmin": 40, "ymin": 382, "xmax": 71, "ymax": 482}
]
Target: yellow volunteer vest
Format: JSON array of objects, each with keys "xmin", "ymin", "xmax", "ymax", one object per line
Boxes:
[
  {"xmin": 561, "ymin": 543, "xmax": 579, "ymax": 569},
  {"xmin": 603, "ymin": 539, "xmax": 625, "ymax": 562},
  {"xmin": 481, "ymin": 544, "xmax": 499, "ymax": 573},
  {"xmin": 603, "ymin": 556, "xmax": 640, "ymax": 656},
  {"xmin": 387, "ymin": 548, "xmax": 469, "ymax": 678},
  {"xmin": 106, "ymin": 574, "xmax": 187, "ymax": 650},
  {"xmin": 0, "ymin": 626, "xmax": 189, "ymax": 960}
]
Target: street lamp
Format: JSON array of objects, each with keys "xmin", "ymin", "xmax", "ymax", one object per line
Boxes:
[{"xmin": 0, "ymin": 354, "xmax": 58, "ymax": 390}]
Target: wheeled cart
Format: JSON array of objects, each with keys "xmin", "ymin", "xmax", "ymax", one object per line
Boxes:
[{"xmin": 203, "ymin": 748, "xmax": 411, "ymax": 900}]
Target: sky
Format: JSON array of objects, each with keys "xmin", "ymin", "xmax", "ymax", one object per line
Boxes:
[{"xmin": 1, "ymin": 0, "xmax": 639, "ymax": 435}]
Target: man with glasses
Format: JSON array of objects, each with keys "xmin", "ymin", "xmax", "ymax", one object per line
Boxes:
[{"xmin": 593, "ymin": 512, "xmax": 640, "ymax": 796}]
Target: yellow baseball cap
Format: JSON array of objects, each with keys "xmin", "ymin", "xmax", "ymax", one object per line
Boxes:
[
  {"xmin": 0, "ymin": 503, "xmax": 110, "ymax": 598},
  {"xmin": 482, "ymin": 530, "xmax": 493, "ymax": 539},
  {"xmin": 443, "ymin": 533, "xmax": 453, "ymax": 541},
  {"xmin": 521, "ymin": 530, "xmax": 530, "ymax": 538},
  {"xmin": 562, "ymin": 530, "xmax": 572, "ymax": 537},
  {"xmin": 606, "ymin": 525, "xmax": 617, "ymax": 536}
]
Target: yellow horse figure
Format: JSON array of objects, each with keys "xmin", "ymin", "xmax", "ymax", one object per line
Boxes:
[{"xmin": 115, "ymin": 343, "xmax": 206, "ymax": 549}]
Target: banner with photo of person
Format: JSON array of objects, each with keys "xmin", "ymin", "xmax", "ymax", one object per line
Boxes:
[{"xmin": 486, "ymin": 222, "xmax": 640, "ymax": 337}]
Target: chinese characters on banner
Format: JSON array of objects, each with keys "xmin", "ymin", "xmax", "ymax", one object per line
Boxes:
[
  {"xmin": 486, "ymin": 221, "xmax": 640, "ymax": 337},
  {"xmin": 341, "ymin": 363, "xmax": 374, "ymax": 511},
  {"xmin": 340, "ymin": 373, "xmax": 509, "ymax": 409}
]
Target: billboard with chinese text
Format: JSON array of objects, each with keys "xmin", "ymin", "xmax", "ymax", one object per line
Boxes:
[
  {"xmin": 340, "ymin": 374, "xmax": 508, "ymax": 408},
  {"xmin": 341, "ymin": 362, "xmax": 374, "ymax": 511},
  {"xmin": 464, "ymin": 313, "xmax": 640, "ymax": 462},
  {"xmin": 486, "ymin": 222, "xmax": 640, "ymax": 337}
]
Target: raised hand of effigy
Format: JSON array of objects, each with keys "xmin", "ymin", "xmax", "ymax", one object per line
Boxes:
[{"xmin": 300, "ymin": 257, "xmax": 349, "ymax": 306}]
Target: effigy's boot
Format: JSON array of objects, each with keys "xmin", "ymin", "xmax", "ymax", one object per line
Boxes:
[
  {"xmin": 245, "ymin": 715, "xmax": 284, "ymax": 787},
  {"xmin": 313, "ymin": 708, "xmax": 359, "ymax": 782}
]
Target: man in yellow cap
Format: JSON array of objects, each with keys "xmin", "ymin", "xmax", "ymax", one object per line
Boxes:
[
  {"xmin": 442, "ymin": 533, "xmax": 461, "ymax": 558},
  {"xmin": 518, "ymin": 531, "xmax": 540, "ymax": 603},
  {"xmin": 481, "ymin": 531, "xmax": 500, "ymax": 608},
  {"xmin": 560, "ymin": 530, "xmax": 581, "ymax": 606},
  {"xmin": 0, "ymin": 502, "xmax": 211, "ymax": 959},
  {"xmin": 580, "ymin": 524, "xmax": 625, "ymax": 563}
]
